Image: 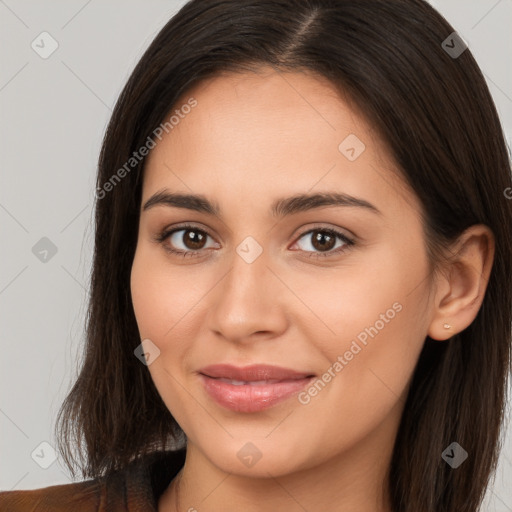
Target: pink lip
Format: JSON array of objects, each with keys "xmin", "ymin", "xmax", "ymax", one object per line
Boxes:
[{"xmin": 198, "ymin": 364, "xmax": 315, "ymax": 413}]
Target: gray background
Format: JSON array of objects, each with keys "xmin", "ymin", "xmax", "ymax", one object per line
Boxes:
[{"xmin": 1, "ymin": 0, "xmax": 511, "ymax": 509}]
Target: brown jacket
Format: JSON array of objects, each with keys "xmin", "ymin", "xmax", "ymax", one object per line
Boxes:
[{"xmin": 0, "ymin": 448, "xmax": 186, "ymax": 511}]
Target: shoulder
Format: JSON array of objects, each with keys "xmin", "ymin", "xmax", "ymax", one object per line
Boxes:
[
  {"xmin": 0, "ymin": 448, "xmax": 186, "ymax": 512},
  {"xmin": 0, "ymin": 478, "xmax": 103, "ymax": 511}
]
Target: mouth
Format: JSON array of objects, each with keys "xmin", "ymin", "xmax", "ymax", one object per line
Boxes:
[
  {"xmin": 212, "ymin": 378, "xmax": 297, "ymax": 385},
  {"xmin": 198, "ymin": 364, "xmax": 316, "ymax": 413}
]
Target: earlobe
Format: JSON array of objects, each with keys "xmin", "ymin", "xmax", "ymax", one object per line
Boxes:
[{"xmin": 427, "ymin": 224, "xmax": 495, "ymax": 341}]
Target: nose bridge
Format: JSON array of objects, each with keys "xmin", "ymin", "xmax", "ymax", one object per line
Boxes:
[
  {"xmin": 208, "ymin": 237, "xmax": 285, "ymax": 339},
  {"xmin": 220, "ymin": 239, "xmax": 269, "ymax": 310}
]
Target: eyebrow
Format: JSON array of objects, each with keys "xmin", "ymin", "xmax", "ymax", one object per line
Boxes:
[{"xmin": 142, "ymin": 190, "xmax": 381, "ymax": 217}]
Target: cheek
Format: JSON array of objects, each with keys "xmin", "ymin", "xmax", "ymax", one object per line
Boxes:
[
  {"xmin": 307, "ymin": 308, "xmax": 425, "ymax": 465},
  {"xmin": 130, "ymin": 249, "xmax": 200, "ymax": 423},
  {"xmin": 130, "ymin": 245, "xmax": 203, "ymax": 342},
  {"xmin": 330, "ymin": 269, "xmax": 428, "ymax": 416},
  {"xmin": 298, "ymin": 238, "xmax": 429, "ymax": 396},
  {"xmin": 332, "ymin": 303, "xmax": 424, "ymax": 399},
  {"xmin": 295, "ymin": 236, "xmax": 428, "ymax": 346},
  {"xmin": 130, "ymin": 260, "xmax": 166, "ymax": 340}
]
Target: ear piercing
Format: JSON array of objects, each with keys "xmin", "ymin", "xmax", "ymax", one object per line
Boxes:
[{"xmin": 443, "ymin": 323, "xmax": 452, "ymax": 329}]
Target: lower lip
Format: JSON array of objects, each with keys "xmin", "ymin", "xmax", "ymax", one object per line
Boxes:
[{"xmin": 199, "ymin": 374, "xmax": 314, "ymax": 413}]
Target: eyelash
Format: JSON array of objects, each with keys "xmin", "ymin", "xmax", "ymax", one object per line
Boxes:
[{"xmin": 155, "ymin": 222, "xmax": 355, "ymax": 259}]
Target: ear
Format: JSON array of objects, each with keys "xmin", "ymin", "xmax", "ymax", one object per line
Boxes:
[{"xmin": 427, "ymin": 224, "xmax": 495, "ymax": 341}]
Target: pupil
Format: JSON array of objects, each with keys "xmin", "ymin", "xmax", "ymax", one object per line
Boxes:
[
  {"xmin": 185, "ymin": 230, "xmax": 205, "ymax": 250},
  {"xmin": 312, "ymin": 231, "xmax": 335, "ymax": 251}
]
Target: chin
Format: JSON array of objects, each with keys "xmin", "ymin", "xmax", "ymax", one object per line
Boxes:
[{"xmin": 196, "ymin": 436, "xmax": 317, "ymax": 479}]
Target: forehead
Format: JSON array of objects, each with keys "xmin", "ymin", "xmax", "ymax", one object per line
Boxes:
[
  {"xmin": 142, "ymin": 67, "xmax": 419, "ymax": 218},
  {"xmin": 157, "ymin": 67, "xmax": 370, "ymax": 158}
]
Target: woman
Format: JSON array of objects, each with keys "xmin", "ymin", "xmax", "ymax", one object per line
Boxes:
[{"xmin": 1, "ymin": 0, "xmax": 511, "ymax": 511}]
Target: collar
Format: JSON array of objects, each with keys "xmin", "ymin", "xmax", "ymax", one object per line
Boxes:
[{"xmin": 102, "ymin": 447, "xmax": 186, "ymax": 511}]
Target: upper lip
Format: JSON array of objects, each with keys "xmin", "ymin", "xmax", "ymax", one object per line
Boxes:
[{"xmin": 199, "ymin": 364, "xmax": 315, "ymax": 381}]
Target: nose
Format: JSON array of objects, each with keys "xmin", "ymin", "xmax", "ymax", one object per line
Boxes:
[{"xmin": 207, "ymin": 247, "xmax": 288, "ymax": 344}]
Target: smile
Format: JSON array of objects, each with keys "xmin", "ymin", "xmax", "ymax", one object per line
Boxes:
[{"xmin": 198, "ymin": 364, "xmax": 315, "ymax": 413}]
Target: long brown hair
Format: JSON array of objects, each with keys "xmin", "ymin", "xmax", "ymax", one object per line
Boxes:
[{"xmin": 55, "ymin": 1, "xmax": 512, "ymax": 510}]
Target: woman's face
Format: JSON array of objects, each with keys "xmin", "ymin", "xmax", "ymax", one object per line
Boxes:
[{"xmin": 130, "ymin": 67, "xmax": 436, "ymax": 478}]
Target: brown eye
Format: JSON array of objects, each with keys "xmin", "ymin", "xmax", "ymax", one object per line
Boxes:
[
  {"xmin": 310, "ymin": 230, "xmax": 336, "ymax": 252},
  {"xmin": 158, "ymin": 225, "xmax": 219, "ymax": 256},
  {"xmin": 293, "ymin": 228, "xmax": 355, "ymax": 258},
  {"xmin": 180, "ymin": 229, "xmax": 207, "ymax": 250}
]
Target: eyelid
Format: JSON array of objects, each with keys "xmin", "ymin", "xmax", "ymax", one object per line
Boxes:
[
  {"xmin": 292, "ymin": 223, "xmax": 355, "ymax": 243},
  {"xmin": 289, "ymin": 225, "xmax": 355, "ymax": 257},
  {"xmin": 155, "ymin": 222, "xmax": 218, "ymax": 255},
  {"xmin": 156, "ymin": 222, "xmax": 356, "ymax": 258}
]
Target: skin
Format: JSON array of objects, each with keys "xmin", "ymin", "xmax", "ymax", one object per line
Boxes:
[{"xmin": 130, "ymin": 66, "xmax": 494, "ymax": 512}]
